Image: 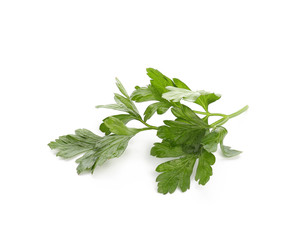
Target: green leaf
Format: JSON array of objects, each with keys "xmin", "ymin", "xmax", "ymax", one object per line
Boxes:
[
  {"xmin": 157, "ymin": 120, "xmax": 207, "ymax": 152},
  {"xmin": 131, "ymin": 68, "xmax": 175, "ymax": 105},
  {"xmin": 171, "ymin": 105, "xmax": 209, "ymax": 127},
  {"xmin": 146, "ymin": 68, "xmax": 174, "ymax": 95},
  {"xmin": 150, "ymin": 141, "xmax": 184, "ymax": 158},
  {"xmin": 75, "ymin": 149, "xmax": 100, "ymax": 174},
  {"xmin": 88, "ymin": 135, "xmax": 132, "ymax": 173},
  {"xmin": 48, "ymin": 130, "xmax": 133, "ymax": 175},
  {"xmin": 115, "ymin": 78, "xmax": 129, "ymax": 98},
  {"xmin": 157, "ymin": 105, "xmax": 209, "ymax": 150},
  {"xmin": 195, "ymin": 149, "xmax": 216, "ymax": 185},
  {"xmin": 100, "ymin": 114, "xmax": 135, "ymax": 135},
  {"xmin": 114, "ymin": 93, "xmax": 140, "ymax": 118},
  {"xmin": 130, "ymin": 86, "xmax": 157, "ymax": 102},
  {"xmin": 103, "ymin": 117, "xmax": 139, "ymax": 136},
  {"xmin": 194, "ymin": 91, "xmax": 221, "ymax": 112},
  {"xmin": 203, "ymin": 142, "xmax": 218, "ymax": 153},
  {"xmin": 96, "ymin": 103, "xmax": 128, "ymax": 112},
  {"xmin": 156, "ymin": 155, "xmax": 197, "ymax": 194},
  {"xmin": 162, "ymin": 86, "xmax": 201, "ymax": 102},
  {"xmin": 77, "ymin": 135, "xmax": 132, "ymax": 174},
  {"xmin": 220, "ymin": 141, "xmax": 242, "ymax": 157},
  {"xmin": 201, "ymin": 126, "xmax": 228, "ymax": 152},
  {"xmin": 172, "ymin": 78, "xmax": 190, "ymax": 90},
  {"xmin": 143, "ymin": 102, "xmax": 171, "ymax": 121},
  {"xmin": 48, "ymin": 129, "xmax": 101, "ymax": 158}
]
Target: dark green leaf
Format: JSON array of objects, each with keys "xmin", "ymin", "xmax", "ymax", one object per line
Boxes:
[
  {"xmin": 157, "ymin": 120, "xmax": 207, "ymax": 152},
  {"xmin": 156, "ymin": 155, "xmax": 197, "ymax": 194},
  {"xmin": 201, "ymin": 126, "xmax": 228, "ymax": 152},
  {"xmin": 144, "ymin": 102, "xmax": 171, "ymax": 121},
  {"xmin": 195, "ymin": 149, "xmax": 216, "ymax": 185},
  {"xmin": 194, "ymin": 91, "xmax": 221, "ymax": 112},
  {"xmin": 150, "ymin": 141, "xmax": 184, "ymax": 158},
  {"xmin": 173, "ymin": 78, "xmax": 191, "ymax": 90},
  {"xmin": 171, "ymin": 105, "xmax": 209, "ymax": 127}
]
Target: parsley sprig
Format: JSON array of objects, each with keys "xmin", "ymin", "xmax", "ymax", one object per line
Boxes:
[{"xmin": 49, "ymin": 68, "xmax": 248, "ymax": 194}]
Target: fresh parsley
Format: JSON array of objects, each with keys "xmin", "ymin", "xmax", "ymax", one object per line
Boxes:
[{"xmin": 49, "ymin": 68, "xmax": 248, "ymax": 194}]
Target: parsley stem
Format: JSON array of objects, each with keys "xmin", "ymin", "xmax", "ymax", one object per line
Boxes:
[
  {"xmin": 227, "ymin": 105, "xmax": 249, "ymax": 119},
  {"xmin": 194, "ymin": 110, "xmax": 226, "ymax": 117},
  {"xmin": 138, "ymin": 119, "xmax": 159, "ymax": 130},
  {"xmin": 210, "ymin": 105, "xmax": 249, "ymax": 128},
  {"xmin": 138, "ymin": 127, "xmax": 158, "ymax": 132}
]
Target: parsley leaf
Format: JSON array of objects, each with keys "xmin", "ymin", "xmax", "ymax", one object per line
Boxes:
[
  {"xmin": 156, "ymin": 155, "xmax": 197, "ymax": 194},
  {"xmin": 194, "ymin": 91, "xmax": 221, "ymax": 112},
  {"xmin": 172, "ymin": 78, "xmax": 190, "ymax": 90},
  {"xmin": 100, "ymin": 114, "xmax": 136, "ymax": 135},
  {"xmin": 162, "ymin": 86, "xmax": 202, "ymax": 102},
  {"xmin": 48, "ymin": 129, "xmax": 101, "ymax": 159},
  {"xmin": 88, "ymin": 135, "xmax": 132, "ymax": 173},
  {"xmin": 201, "ymin": 126, "xmax": 228, "ymax": 152},
  {"xmin": 49, "ymin": 68, "xmax": 248, "ymax": 193},
  {"xmin": 130, "ymin": 86, "xmax": 157, "ymax": 102},
  {"xmin": 150, "ymin": 140, "xmax": 184, "ymax": 158},
  {"xmin": 195, "ymin": 149, "xmax": 216, "ymax": 185},
  {"xmin": 103, "ymin": 117, "xmax": 139, "ymax": 136},
  {"xmin": 220, "ymin": 141, "xmax": 242, "ymax": 157},
  {"xmin": 49, "ymin": 130, "xmax": 133, "ymax": 174},
  {"xmin": 143, "ymin": 102, "xmax": 171, "ymax": 121}
]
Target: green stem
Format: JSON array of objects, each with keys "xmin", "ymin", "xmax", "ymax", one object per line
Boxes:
[
  {"xmin": 228, "ymin": 105, "xmax": 249, "ymax": 119},
  {"xmin": 138, "ymin": 127, "xmax": 158, "ymax": 132},
  {"xmin": 138, "ymin": 119, "xmax": 159, "ymax": 130},
  {"xmin": 194, "ymin": 110, "xmax": 226, "ymax": 117},
  {"xmin": 210, "ymin": 105, "xmax": 249, "ymax": 128}
]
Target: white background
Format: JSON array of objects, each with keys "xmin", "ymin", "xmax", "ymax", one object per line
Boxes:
[{"xmin": 1, "ymin": 1, "xmax": 295, "ymax": 239}]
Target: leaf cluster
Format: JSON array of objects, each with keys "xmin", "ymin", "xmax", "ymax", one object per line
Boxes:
[{"xmin": 49, "ymin": 68, "xmax": 247, "ymax": 194}]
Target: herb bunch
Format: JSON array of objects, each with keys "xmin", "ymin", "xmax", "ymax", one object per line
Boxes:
[{"xmin": 49, "ymin": 68, "xmax": 248, "ymax": 194}]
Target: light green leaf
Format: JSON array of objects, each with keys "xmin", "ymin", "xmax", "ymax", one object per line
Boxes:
[
  {"xmin": 89, "ymin": 135, "xmax": 132, "ymax": 172},
  {"xmin": 162, "ymin": 86, "xmax": 201, "ymax": 102},
  {"xmin": 48, "ymin": 129, "xmax": 101, "ymax": 159},
  {"xmin": 114, "ymin": 93, "xmax": 140, "ymax": 118},
  {"xmin": 220, "ymin": 141, "xmax": 242, "ymax": 157},
  {"xmin": 115, "ymin": 78, "xmax": 129, "ymax": 98},
  {"xmin": 48, "ymin": 130, "xmax": 133, "ymax": 175},
  {"xmin": 103, "ymin": 117, "xmax": 139, "ymax": 136},
  {"xmin": 130, "ymin": 86, "xmax": 157, "ymax": 102},
  {"xmin": 156, "ymin": 155, "xmax": 197, "ymax": 194},
  {"xmin": 96, "ymin": 103, "xmax": 128, "ymax": 112},
  {"xmin": 195, "ymin": 149, "xmax": 216, "ymax": 185},
  {"xmin": 100, "ymin": 114, "xmax": 135, "ymax": 135}
]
